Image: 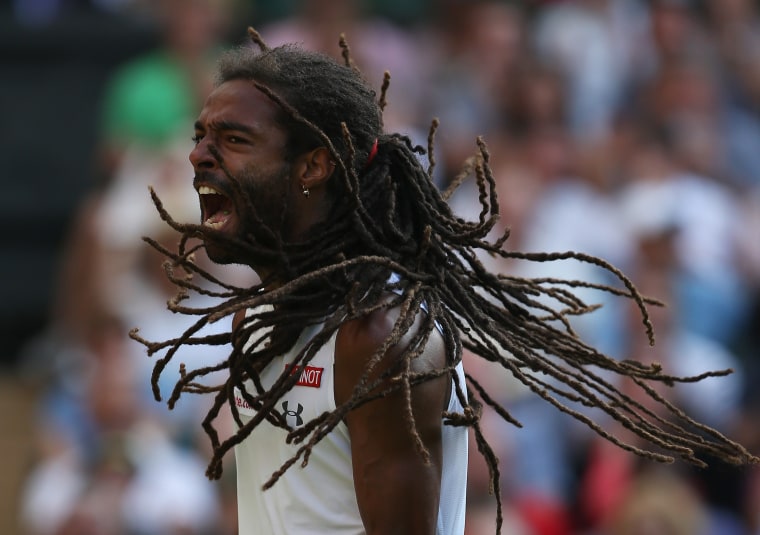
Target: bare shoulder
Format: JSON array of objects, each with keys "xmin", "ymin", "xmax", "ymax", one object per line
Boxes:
[
  {"xmin": 333, "ymin": 304, "xmax": 447, "ymax": 406},
  {"xmin": 334, "ymin": 303, "xmax": 451, "ymax": 533},
  {"xmin": 335, "ymin": 306, "xmax": 397, "ymax": 362}
]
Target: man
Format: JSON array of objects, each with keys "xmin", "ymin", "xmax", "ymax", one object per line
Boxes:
[
  {"xmin": 187, "ymin": 36, "xmax": 466, "ymax": 534},
  {"xmin": 131, "ymin": 29, "xmax": 757, "ymax": 535}
]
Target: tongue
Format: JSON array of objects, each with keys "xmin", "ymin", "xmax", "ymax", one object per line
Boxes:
[
  {"xmin": 202, "ymin": 193, "xmax": 233, "ymax": 224},
  {"xmin": 206, "ymin": 210, "xmax": 230, "ymax": 224}
]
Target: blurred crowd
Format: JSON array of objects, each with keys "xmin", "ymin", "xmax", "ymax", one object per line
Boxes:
[{"xmin": 11, "ymin": 0, "xmax": 760, "ymax": 534}]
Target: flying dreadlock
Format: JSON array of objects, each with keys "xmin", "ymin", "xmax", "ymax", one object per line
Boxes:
[{"xmin": 130, "ymin": 29, "xmax": 758, "ymax": 533}]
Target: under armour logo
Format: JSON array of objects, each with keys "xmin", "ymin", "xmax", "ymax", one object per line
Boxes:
[{"xmin": 282, "ymin": 400, "xmax": 304, "ymax": 427}]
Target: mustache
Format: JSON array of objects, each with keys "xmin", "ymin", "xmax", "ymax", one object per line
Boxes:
[{"xmin": 193, "ymin": 170, "xmax": 238, "ymax": 197}]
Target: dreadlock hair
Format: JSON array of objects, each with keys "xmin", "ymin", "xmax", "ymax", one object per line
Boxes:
[{"xmin": 130, "ymin": 29, "xmax": 758, "ymax": 534}]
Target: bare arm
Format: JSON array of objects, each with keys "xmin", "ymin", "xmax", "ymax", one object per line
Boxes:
[{"xmin": 335, "ymin": 307, "xmax": 449, "ymax": 535}]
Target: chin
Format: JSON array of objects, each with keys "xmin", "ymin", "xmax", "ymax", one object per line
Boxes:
[
  {"xmin": 199, "ymin": 215, "xmax": 244, "ymax": 265},
  {"xmin": 200, "ymin": 218, "xmax": 281, "ymax": 272},
  {"xmin": 203, "ymin": 240, "xmax": 240, "ymax": 265},
  {"xmin": 203, "ymin": 240, "xmax": 273, "ymax": 276}
]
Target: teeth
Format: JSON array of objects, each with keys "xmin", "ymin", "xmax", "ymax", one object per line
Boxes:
[
  {"xmin": 204, "ymin": 220, "xmax": 226, "ymax": 229},
  {"xmin": 198, "ymin": 185, "xmax": 219, "ymax": 195}
]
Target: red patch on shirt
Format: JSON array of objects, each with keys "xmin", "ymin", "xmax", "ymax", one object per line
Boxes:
[
  {"xmin": 285, "ymin": 364, "xmax": 324, "ymax": 388},
  {"xmin": 235, "ymin": 394, "xmax": 252, "ymax": 410}
]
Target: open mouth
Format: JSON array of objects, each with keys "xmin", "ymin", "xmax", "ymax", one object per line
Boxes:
[{"xmin": 197, "ymin": 185, "xmax": 234, "ymax": 230}]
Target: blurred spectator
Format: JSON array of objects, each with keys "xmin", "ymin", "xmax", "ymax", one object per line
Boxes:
[
  {"xmin": 639, "ymin": 53, "xmax": 760, "ymax": 190},
  {"xmin": 529, "ymin": 128, "xmax": 632, "ymax": 337},
  {"xmin": 603, "ymin": 468, "xmax": 708, "ymax": 535},
  {"xmin": 619, "ymin": 122, "xmax": 752, "ymax": 345},
  {"xmin": 12, "ymin": 0, "xmax": 137, "ymax": 26},
  {"xmin": 51, "ymin": 0, "xmax": 240, "ymax": 340},
  {"xmin": 577, "ymin": 203, "xmax": 747, "ymax": 533},
  {"xmin": 703, "ymin": 0, "xmax": 760, "ymax": 94},
  {"xmin": 98, "ymin": 0, "xmax": 233, "ymax": 173},
  {"xmin": 499, "ymin": 60, "xmax": 566, "ymax": 139},
  {"xmin": 259, "ymin": 0, "xmax": 430, "ymax": 135},
  {"xmin": 533, "ymin": 0, "xmax": 653, "ymax": 144},
  {"xmin": 624, "ymin": 217, "xmax": 744, "ymax": 432},
  {"xmin": 647, "ymin": 0, "xmax": 715, "ymax": 67},
  {"xmin": 18, "ymin": 314, "xmax": 224, "ymax": 535},
  {"xmin": 425, "ymin": 0, "xmax": 527, "ymax": 186}
]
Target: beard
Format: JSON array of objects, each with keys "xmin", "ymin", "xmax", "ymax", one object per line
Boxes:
[{"xmin": 200, "ymin": 162, "xmax": 292, "ymax": 270}]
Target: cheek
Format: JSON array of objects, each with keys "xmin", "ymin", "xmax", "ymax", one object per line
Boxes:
[{"xmin": 238, "ymin": 163, "xmax": 294, "ymax": 233}]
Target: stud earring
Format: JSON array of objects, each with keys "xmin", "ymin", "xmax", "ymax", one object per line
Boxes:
[{"xmin": 301, "ymin": 184, "xmax": 310, "ymax": 198}]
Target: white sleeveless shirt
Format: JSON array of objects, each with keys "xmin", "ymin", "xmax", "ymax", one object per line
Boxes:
[{"xmin": 234, "ymin": 317, "xmax": 468, "ymax": 535}]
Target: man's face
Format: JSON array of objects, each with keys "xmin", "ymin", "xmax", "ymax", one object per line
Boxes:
[{"xmin": 189, "ymin": 79, "xmax": 301, "ymax": 268}]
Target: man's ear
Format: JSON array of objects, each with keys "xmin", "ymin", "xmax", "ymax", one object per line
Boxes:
[{"xmin": 295, "ymin": 147, "xmax": 336, "ymax": 190}]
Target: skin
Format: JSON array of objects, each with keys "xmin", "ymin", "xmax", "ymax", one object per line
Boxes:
[
  {"xmin": 335, "ymin": 308, "xmax": 448, "ymax": 534},
  {"xmin": 191, "ymin": 79, "xmax": 450, "ymax": 534}
]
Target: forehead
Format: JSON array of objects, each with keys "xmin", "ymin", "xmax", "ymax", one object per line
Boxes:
[{"xmin": 197, "ymin": 79, "xmax": 283, "ymax": 131}]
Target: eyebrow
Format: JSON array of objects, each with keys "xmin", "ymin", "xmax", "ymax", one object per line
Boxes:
[{"xmin": 195, "ymin": 120, "xmax": 259, "ymax": 136}]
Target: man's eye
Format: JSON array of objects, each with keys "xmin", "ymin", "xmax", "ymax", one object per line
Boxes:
[
  {"xmin": 191, "ymin": 135, "xmax": 203, "ymax": 144},
  {"xmin": 228, "ymin": 136, "xmax": 242, "ymax": 144}
]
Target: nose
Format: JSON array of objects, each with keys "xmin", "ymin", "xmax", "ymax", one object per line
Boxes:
[{"xmin": 189, "ymin": 137, "xmax": 217, "ymax": 171}]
